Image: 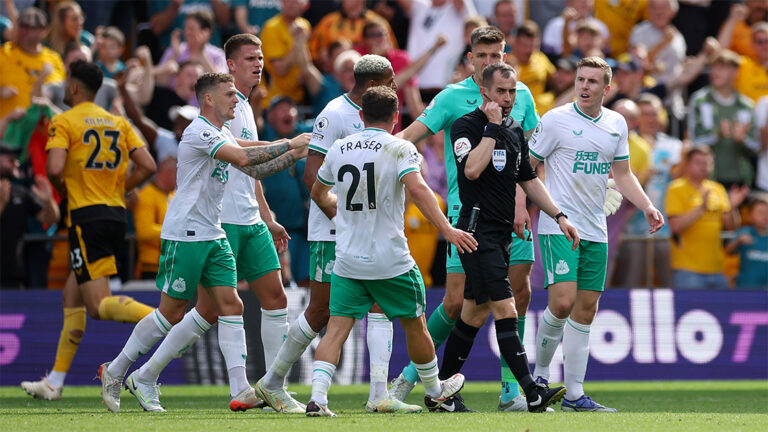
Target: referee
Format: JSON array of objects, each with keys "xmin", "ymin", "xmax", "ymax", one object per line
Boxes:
[{"xmin": 438, "ymin": 63, "xmax": 580, "ymax": 412}]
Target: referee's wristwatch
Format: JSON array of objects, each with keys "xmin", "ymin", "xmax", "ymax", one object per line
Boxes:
[{"xmin": 554, "ymin": 212, "xmax": 568, "ymax": 223}]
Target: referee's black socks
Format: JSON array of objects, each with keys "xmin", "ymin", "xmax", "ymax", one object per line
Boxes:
[
  {"xmin": 495, "ymin": 317, "xmax": 536, "ymax": 395},
  {"xmin": 438, "ymin": 318, "xmax": 479, "ymax": 380}
]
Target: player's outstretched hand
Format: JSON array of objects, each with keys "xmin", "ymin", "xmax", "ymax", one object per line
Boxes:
[
  {"xmin": 604, "ymin": 178, "xmax": 623, "ymax": 216},
  {"xmin": 558, "ymin": 218, "xmax": 580, "ymax": 250},
  {"xmin": 289, "ymin": 132, "xmax": 311, "ymax": 149},
  {"xmin": 444, "ymin": 227, "xmax": 478, "ymax": 254},
  {"xmin": 643, "ymin": 205, "xmax": 665, "ymax": 234}
]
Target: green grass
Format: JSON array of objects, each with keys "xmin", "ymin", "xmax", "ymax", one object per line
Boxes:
[{"xmin": 2, "ymin": 381, "xmax": 766, "ymax": 432}]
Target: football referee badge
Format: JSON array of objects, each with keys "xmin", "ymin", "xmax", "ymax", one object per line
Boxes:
[{"xmin": 493, "ymin": 149, "xmax": 506, "ymax": 171}]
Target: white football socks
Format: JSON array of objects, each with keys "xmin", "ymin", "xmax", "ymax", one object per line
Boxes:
[
  {"xmin": 108, "ymin": 309, "xmax": 171, "ymax": 378},
  {"xmin": 138, "ymin": 308, "xmax": 211, "ymax": 383},
  {"xmin": 413, "ymin": 357, "xmax": 442, "ymax": 399},
  {"xmin": 218, "ymin": 315, "xmax": 249, "ymax": 397},
  {"xmin": 367, "ymin": 313, "xmax": 392, "ymax": 402},
  {"xmin": 264, "ymin": 313, "xmax": 317, "ymax": 390},
  {"xmin": 563, "ymin": 318, "xmax": 590, "ymax": 401},
  {"xmin": 534, "ymin": 307, "xmax": 566, "ymax": 380},
  {"xmin": 310, "ymin": 360, "xmax": 336, "ymax": 406},
  {"xmin": 261, "ymin": 307, "xmax": 289, "ymax": 369}
]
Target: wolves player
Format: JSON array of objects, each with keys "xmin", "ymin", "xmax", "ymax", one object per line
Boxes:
[
  {"xmin": 306, "ymin": 85, "xmax": 476, "ymax": 417},
  {"xmin": 529, "ymin": 57, "xmax": 663, "ymax": 412},
  {"xmin": 256, "ymin": 55, "xmax": 404, "ymax": 413}
]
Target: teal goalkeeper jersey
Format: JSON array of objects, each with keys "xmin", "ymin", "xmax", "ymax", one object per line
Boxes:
[{"xmin": 417, "ymin": 75, "xmax": 540, "ymax": 216}]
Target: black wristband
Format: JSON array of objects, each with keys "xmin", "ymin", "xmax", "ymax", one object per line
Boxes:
[
  {"xmin": 554, "ymin": 211, "xmax": 567, "ymax": 222},
  {"xmin": 483, "ymin": 123, "xmax": 501, "ymax": 140}
]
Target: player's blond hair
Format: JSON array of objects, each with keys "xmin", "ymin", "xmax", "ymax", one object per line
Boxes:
[{"xmin": 577, "ymin": 56, "xmax": 612, "ymax": 85}]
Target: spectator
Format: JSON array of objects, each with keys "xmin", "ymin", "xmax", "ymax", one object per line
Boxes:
[
  {"xmin": 233, "ymin": 0, "xmax": 282, "ymax": 35},
  {"xmin": 404, "ymin": 0, "xmax": 476, "ymax": 102},
  {"xmin": 509, "ymin": 20, "xmax": 556, "ymax": 114},
  {"xmin": 735, "ymin": 22, "xmax": 768, "ymax": 103},
  {"xmin": 629, "ymin": 0, "xmax": 687, "ymax": 135},
  {"xmin": 550, "ymin": 55, "xmax": 578, "ymax": 109},
  {"xmin": 594, "ymin": 0, "xmax": 648, "ymax": 57},
  {"xmin": 1, "ymin": 0, "xmax": 19, "ymax": 43},
  {"xmin": 308, "ymin": 0, "xmax": 397, "ymax": 63},
  {"xmin": 756, "ymin": 95, "xmax": 768, "ymax": 192},
  {"xmin": 260, "ymin": 97, "xmax": 312, "ymax": 283},
  {"xmin": 45, "ymin": 42, "xmax": 117, "ymax": 112},
  {"xmin": 564, "ymin": 18, "xmax": 606, "ymax": 59},
  {"xmin": 0, "ymin": 7, "xmax": 65, "ymax": 119},
  {"xmin": 717, "ymin": 0, "xmax": 768, "ymax": 62},
  {"xmin": 421, "ymin": 131, "xmax": 447, "ymax": 202},
  {"xmin": 529, "ymin": 0, "xmax": 568, "ymax": 32},
  {"xmin": 95, "ymin": 26, "xmax": 126, "ymax": 79},
  {"xmin": 542, "ymin": 0, "xmax": 609, "ymax": 57},
  {"xmin": 0, "ymin": 143, "xmax": 59, "ymax": 289},
  {"xmin": 144, "ymin": 60, "xmax": 203, "ymax": 129},
  {"xmin": 46, "ymin": 1, "xmax": 93, "ymax": 58},
  {"xmin": 358, "ymin": 20, "xmax": 447, "ymax": 128},
  {"xmin": 261, "ymin": 0, "xmax": 311, "ymax": 106},
  {"xmin": 493, "ymin": 0, "xmax": 519, "ymax": 45},
  {"xmin": 158, "ymin": 9, "xmax": 228, "ymax": 84},
  {"xmin": 149, "ymin": 0, "xmax": 231, "ymax": 49},
  {"xmin": 615, "ymin": 96, "xmax": 678, "ymax": 287},
  {"xmin": 725, "ymin": 194, "xmax": 768, "ymax": 289},
  {"xmin": 666, "ymin": 146, "xmax": 750, "ymax": 290},
  {"xmin": 604, "ymin": 54, "xmax": 651, "ymax": 108},
  {"xmin": 133, "ymin": 156, "xmax": 176, "ymax": 280},
  {"xmin": 688, "ymin": 50, "xmax": 759, "ymax": 188}
]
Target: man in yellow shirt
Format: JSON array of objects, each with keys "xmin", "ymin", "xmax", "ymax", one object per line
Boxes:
[
  {"xmin": 735, "ymin": 22, "xmax": 768, "ymax": 103},
  {"xmin": 134, "ymin": 157, "xmax": 176, "ymax": 280},
  {"xmin": 260, "ymin": 0, "xmax": 312, "ymax": 106},
  {"xmin": 666, "ymin": 146, "xmax": 749, "ymax": 289},
  {"xmin": 510, "ymin": 21, "xmax": 556, "ymax": 114},
  {"xmin": 0, "ymin": 8, "xmax": 65, "ymax": 119}
]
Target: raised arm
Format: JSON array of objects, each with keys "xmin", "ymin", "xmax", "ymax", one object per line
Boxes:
[
  {"xmin": 150, "ymin": 0, "xmax": 182, "ymax": 35},
  {"xmin": 234, "ymin": 147, "xmax": 307, "ymax": 180},
  {"xmin": 125, "ymin": 146, "xmax": 158, "ymax": 192}
]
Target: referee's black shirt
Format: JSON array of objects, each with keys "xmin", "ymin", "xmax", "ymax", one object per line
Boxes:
[{"xmin": 451, "ymin": 108, "xmax": 537, "ymax": 231}]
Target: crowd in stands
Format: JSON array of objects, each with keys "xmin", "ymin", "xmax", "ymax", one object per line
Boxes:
[{"xmin": 0, "ymin": 0, "xmax": 766, "ymax": 290}]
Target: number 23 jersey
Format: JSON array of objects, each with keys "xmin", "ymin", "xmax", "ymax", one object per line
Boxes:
[
  {"xmin": 317, "ymin": 128, "xmax": 421, "ymax": 280},
  {"xmin": 46, "ymin": 101, "xmax": 146, "ymax": 225}
]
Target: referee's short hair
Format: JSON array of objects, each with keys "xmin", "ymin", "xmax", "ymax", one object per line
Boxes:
[
  {"xmin": 353, "ymin": 54, "xmax": 392, "ymax": 89},
  {"xmin": 470, "ymin": 26, "xmax": 505, "ymax": 50},
  {"xmin": 194, "ymin": 72, "xmax": 234, "ymax": 104},
  {"xmin": 69, "ymin": 60, "xmax": 103, "ymax": 95},
  {"xmin": 481, "ymin": 62, "xmax": 517, "ymax": 88},
  {"xmin": 362, "ymin": 86, "xmax": 398, "ymax": 124}
]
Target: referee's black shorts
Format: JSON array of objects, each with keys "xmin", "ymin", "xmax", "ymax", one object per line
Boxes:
[{"xmin": 458, "ymin": 222, "xmax": 514, "ymax": 305}]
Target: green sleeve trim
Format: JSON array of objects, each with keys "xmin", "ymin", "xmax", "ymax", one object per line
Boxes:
[
  {"xmin": 317, "ymin": 174, "xmax": 334, "ymax": 186},
  {"xmin": 613, "ymin": 155, "xmax": 630, "ymax": 161},
  {"xmin": 529, "ymin": 149, "xmax": 545, "ymax": 160},
  {"xmin": 398, "ymin": 167, "xmax": 419, "ymax": 180},
  {"xmin": 308, "ymin": 144, "xmax": 327, "ymax": 154},
  {"xmin": 210, "ymin": 140, "xmax": 227, "ymax": 158}
]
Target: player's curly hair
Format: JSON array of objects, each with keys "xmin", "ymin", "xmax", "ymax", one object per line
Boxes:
[
  {"xmin": 353, "ymin": 54, "xmax": 392, "ymax": 90},
  {"xmin": 69, "ymin": 60, "xmax": 103, "ymax": 95}
]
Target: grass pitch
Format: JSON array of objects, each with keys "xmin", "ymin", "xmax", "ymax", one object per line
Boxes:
[{"xmin": 2, "ymin": 381, "xmax": 766, "ymax": 432}]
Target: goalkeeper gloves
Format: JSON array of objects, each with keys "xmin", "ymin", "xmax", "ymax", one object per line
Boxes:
[{"xmin": 604, "ymin": 179, "xmax": 623, "ymax": 216}]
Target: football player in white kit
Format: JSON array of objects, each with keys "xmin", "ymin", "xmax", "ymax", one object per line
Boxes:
[
  {"xmin": 306, "ymin": 86, "xmax": 477, "ymax": 417},
  {"xmin": 99, "ymin": 72, "xmax": 309, "ymax": 413},
  {"xmin": 105, "ymin": 34, "xmax": 311, "ymax": 413},
  {"xmin": 255, "ymin": 55, "xmax": 406, "ymax": 413},
  {"xmin": 528, "ymin": 57, "xmax": 664, "ymax": 412}
]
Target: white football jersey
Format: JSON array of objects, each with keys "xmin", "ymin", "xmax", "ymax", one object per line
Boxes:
[
  {"xmin": 529, "ymin": 103, "xmax": 630, "ymax": 243},
  {"xmin": 317, "ymin": 128, "xmax": 421, "ymax": 279},
  {"xmin": 221, "ymin": 90, "xmax": 261, "ymax": 226},
  {"xmin": 307, "ymin": 94, "xmax": 365, "ymax": 242},
  {"xmin": 161, "ymin": 115, "xmax": 237, "ymax": 241}
]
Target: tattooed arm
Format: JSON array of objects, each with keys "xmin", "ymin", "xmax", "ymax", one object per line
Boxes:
[{"xmin": 234, "ymin": 147, "xmax": 307, "ymax": 180}]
